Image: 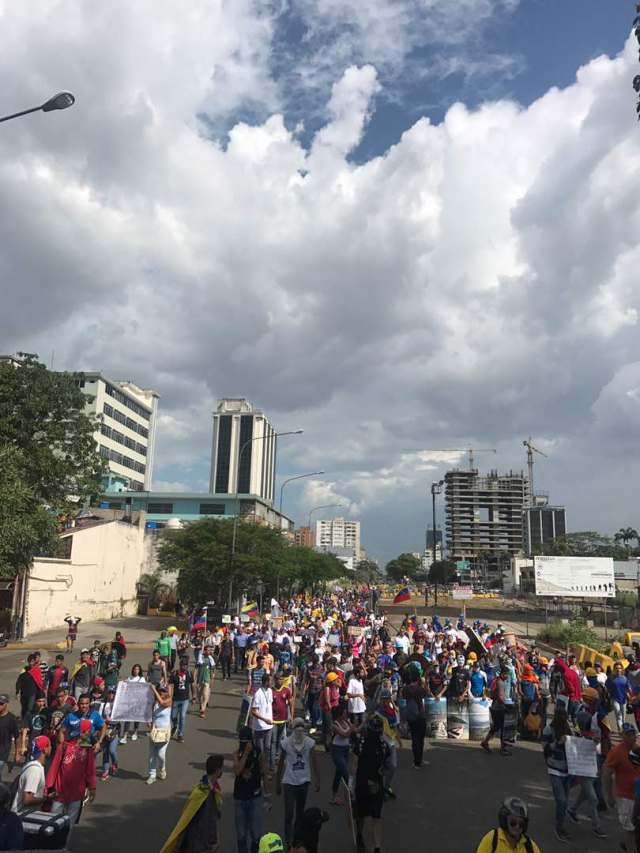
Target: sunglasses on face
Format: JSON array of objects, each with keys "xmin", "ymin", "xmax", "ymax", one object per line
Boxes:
[{"xmin": 507, "ymin": 817, "xmax": 524, "ymax": 830}]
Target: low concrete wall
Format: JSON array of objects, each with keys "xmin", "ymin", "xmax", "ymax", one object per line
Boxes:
[{"xmin": 27, "ymin": 520, "xmax": 146, "ymax": 635}]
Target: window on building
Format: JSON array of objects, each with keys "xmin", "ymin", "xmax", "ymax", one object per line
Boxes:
[
  {"xmin": 237, "ymin": 415, "xmax": 253, "ymax": 493},
  {"xmin": 215, "ymin": 415, "xmax": 232, "ymax": 493},
  {"xmin": 147, "ymin": 503, "xmax": 173, "ymax": 514},
  {"xmin": 199, "ymin": 503, "xmax": 225, "ymax": 515}
]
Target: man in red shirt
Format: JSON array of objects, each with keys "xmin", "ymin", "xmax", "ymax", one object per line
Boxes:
[
  {"xmin": 553, "ymin": 657, "xmax": 582, "ymax": 722},
  {"xmin": 270, "ymin": 673, "xmax": 293, "ymax": 772},
  {"xmin": 46, "ymin": 719, "xmax": 97, "ymax": 842},
  {"xmin": 603, "ymin": 724, "xmax": 640, "ymax": 853}
]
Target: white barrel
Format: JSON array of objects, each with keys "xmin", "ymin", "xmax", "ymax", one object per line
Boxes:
[
  {"xmin": 469, "ymin": 697, "xmax": 491, "ymax": 741},
  {"xmin": 426, "ymin": 697, "xmax": 447, "ymax": 739},
  {"xmin": 447, "ymin": 698, "xmax": 469, "ymax": 740}
]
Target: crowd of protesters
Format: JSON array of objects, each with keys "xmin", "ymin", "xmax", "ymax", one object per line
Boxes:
[{"xmin": 4, "ymin": 588, "xmax": 640, "ymax": 852}]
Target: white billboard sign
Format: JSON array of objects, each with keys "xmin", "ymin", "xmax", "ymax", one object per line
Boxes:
[
  {"xmin": 534, "ymin": 555, "xmax": 615, "ymax": 598},
  {"xmin": 452, "ymin": 585, "xmax": 473, "ymax": 600}
]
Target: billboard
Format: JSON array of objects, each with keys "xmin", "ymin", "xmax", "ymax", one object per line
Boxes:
[
  {"xmin": 534, "ymin": 555, "xmax": 615, "ymax": 598},
  {"xmin": 452, "ymin": 585, "xmax": 473, "ymax": 600}
]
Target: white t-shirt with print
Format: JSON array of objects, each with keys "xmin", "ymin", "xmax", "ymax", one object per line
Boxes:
[{"xmin": 281, "ymin": 735, "xmax": 315, "ymax": 786}]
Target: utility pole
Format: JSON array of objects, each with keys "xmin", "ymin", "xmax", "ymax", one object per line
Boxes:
[{"xmin": 430, "ymin": 480, "xmax": 444, "ymax": 606}]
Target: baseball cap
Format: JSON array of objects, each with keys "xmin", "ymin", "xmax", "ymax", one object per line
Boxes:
[
  {"xmin": 0, "ymin": 695, "xmax": 8, "ymax": 705},
  {"xmin": 326, "ymin": 672, "xmax": 339, "ymax": 683},
  {"xmin": 623, "ymin": 723, "xmax": 637, "ymax": 735},
  {"xmin": 292, "ymin": 717, "xmax": 306, "ymax": 730},
  {"xmin": 258, "ymin": 833, "xmax": 284, "ymax": 853}
]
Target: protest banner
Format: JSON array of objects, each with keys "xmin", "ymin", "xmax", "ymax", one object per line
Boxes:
[
  {"xmin": 111, "ymin": 681, "xmax": 154, "ymax": 724},
  {"xmin": 347, "ymin": 626, "xmax": 364, "ymax": 637},
  {"xmin": 565, "ymin": 735, "xmax": 598, "ymax": 777},
  {"xmin": 272, "ymin": 616, "xmax": 283, "ymax": 629}
]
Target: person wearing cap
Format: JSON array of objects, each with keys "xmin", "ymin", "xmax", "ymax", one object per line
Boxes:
[
  {"xmin": 276, "ymin": 718, "xmax": 319, "ymax": 848},
  {"xmin": 11, "ymin": 734, "xmax": 52, "ymax": 815},
  {"xmin": 170, "ymin": 656, "xmax": 195, "ymax": 743},
  {"xmin": 603, "ymin": 722, "xmax": 640, "ymax": 851},
  {"xmin": 46, "ymin": 717, "xmax": 97, "ymax": 839},
  {"xmin": 234, "ymin": 726, "xmax": 265, "ymax": 853},
  {"xmin": 319, "ymin": 672, "xmax": 340, "ymax": 748}
]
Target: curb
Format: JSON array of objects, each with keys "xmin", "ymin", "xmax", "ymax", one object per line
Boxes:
[{"xmin": 5, "ymin": 642, "xmax": 154, "ymax": 652}]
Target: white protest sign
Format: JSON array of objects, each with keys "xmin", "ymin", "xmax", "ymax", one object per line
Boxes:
[
  {"xmin": 565, "ymin": 736, "xmax": 598, "ymax": 778},
  {"xmin": 110, "ymin": 680, "xmax": 154, "ymax": 724}
]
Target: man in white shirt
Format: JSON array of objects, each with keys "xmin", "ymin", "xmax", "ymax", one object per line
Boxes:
[
  {"xmin": 394, "ymin": 629, "xmax": 410, "ymax": 656},
  {"xmin": 12, "ymin": 735, "xmax": 52, "ymax": 815},
  {"xmin": 250, "ymin": 672, "xmax": 274, "ymax": 759}
]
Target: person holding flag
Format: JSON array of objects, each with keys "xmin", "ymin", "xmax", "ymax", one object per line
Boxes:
[
  {"xmin": 242, "ymin": 601, "xmax": 259, "ymax": 619},
  {"xmin": 160, "ymin": 754, "xmax": 224, "ymax": 852},
  {"xmin": 393, "ymin": 587, "xmax": 411, "ymax": 605}
]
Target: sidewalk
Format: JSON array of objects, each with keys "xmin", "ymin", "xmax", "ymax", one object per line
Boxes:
[{"xmin": 10, "ymin": 614, "xmax": 186, "ymax": 651}]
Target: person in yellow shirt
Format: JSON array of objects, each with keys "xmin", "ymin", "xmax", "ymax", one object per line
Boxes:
[{"xmin": 475, "ymin": 798, "xmax": 541, "ymax": 853}]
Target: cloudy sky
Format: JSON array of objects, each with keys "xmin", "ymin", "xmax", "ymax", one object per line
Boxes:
[{"xmin": 1, "ymin": 1, "xmax": 638, "ymax": 565}]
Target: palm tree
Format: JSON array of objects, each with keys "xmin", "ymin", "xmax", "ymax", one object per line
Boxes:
[
  {"xmin": 614, "ymin": 527, "xmax": 639, "ymax": 551},
  {"xmin": 137, "ymin": 570, "xmax": 170, "ymax": 608}
]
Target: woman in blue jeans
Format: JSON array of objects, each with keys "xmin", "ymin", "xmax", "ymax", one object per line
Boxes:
[
  {"xmin": 233, "ymin": 726, "xmax": 264, "ymax": 853},
  {"xmin": 330, "ymin": 705, "xmax": 354, "ymax": 805},
  {"xmin": 542, "ymin": 707, "xmax": 571, "ymax": 842}
]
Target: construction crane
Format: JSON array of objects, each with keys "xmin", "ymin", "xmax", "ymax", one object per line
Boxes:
[
  {"xmin": 406, "ymin": 448, "xmax": 497, "ymax": 470},
  {"xmin": 523, "ymin": 437, "xmax": 547, "ymax": 505}
]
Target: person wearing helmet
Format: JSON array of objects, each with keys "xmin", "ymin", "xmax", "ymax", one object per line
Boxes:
[
  {"xmin": 258, "ymin": 832, "xmax": 284, "ymax": 853},
  {"xmin": 475, "ymin": 797, "xmax": 541, "ymax": 852},
  {"xmin": 354, "ymin": 715, "xmax": 389, "ymax": 853}
]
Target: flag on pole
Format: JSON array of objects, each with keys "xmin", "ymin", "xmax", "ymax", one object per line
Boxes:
[
  {"xmin": 241, "ymin": 601, "xmax": 259, "ymax": 617},
  {"xmin": 393, "ymin": 587, "xmax": 411, "ymax": 604}
]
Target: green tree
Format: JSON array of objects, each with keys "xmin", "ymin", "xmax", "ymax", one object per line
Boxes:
[
  {"xmin": 428, "ymin": 559, "xmax": 458, "ymax": 585},
  {"xmin": 0, "ymin": 446, "xmax": 57, "ymax": 578},
  {"xmin": 0, "ymin": 358, "xmax": 105, "ymax": 508},
  {"xmin": 614, "ymin": 527, "xmax": 639, "ymax": 551},
  {"xmin": 354, "ymin": 559, "xmax": 381, "ymax": 584},
  {"xmin": 536, "ymin": 532, "xmax": 627, "ymax": 560},
  {"xmin": 157, "ymin": 517, "xmax": 345, "ymax": 604},
  {"xmin": 385, "ymin": 553, "xmax": 421, "ymax": 582},
  {"xmin": 137, "ymin": 569, "xmax": 171, "ymax": 608}
]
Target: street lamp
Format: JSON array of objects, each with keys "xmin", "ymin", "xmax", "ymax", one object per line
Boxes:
[
  {"xmin": 430, "ymin": 480, "xmax": 444, "ymax": 606},
  {"xmin": 307, "ymin": 503, "xmax": 345, "ymax": 545},
  {"xmin": 0, "ymin": 92, "xmax": 75, "ymax": 124},
  {"xmin": 228, "ymin": 429, "xmax": 303, "ymax": 610},
  {"xmin": 279, "ymin": 471, "xmax": 325, "ymax": 514}
]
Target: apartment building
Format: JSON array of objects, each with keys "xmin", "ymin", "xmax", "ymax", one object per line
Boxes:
[
  {"xmin": 315, "ymin": 517, "xmax": 361, "ymax": 562},
  {"xmin": 79, "ymin": 373, "xmax": 159, "ymax": 491}
]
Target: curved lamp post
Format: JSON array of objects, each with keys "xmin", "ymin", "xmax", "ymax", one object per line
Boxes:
[
  {"xmin": 0, "ymin": 92, "xmax": 75, "ymax": 124},
  {"xmin": 279, "ymin": 470, "xmax": 325, "ymax": 514}
]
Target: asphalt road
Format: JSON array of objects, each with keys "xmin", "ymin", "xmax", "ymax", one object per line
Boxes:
[{"xmin": 0, "ymin": 648, "xmax": 621, "ymax": 853}]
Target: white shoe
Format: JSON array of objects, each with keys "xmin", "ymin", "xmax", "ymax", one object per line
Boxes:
[
  {"xmin": 131, "ymin": 733, "xmax": 138, "ymax": 741},
  {"xmin": 146, "ymin": 776, "xmax": 156, "ymax": 785},
  {"xmin": 119, "ymin": 737, "xmax": 127, "ymax": 745},
  {"xmin": 159, "ymin": 769, "xmax": 167, "ymax": 780}
]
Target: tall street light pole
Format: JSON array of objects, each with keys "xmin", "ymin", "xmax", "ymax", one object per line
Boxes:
[
  {"xmin": 431, "ymin": 480, "xmax": 444, "ymax": 607},
  {"xmin": 0, "ymin": 92, "xmax": 75, "ymax": 124},
  {"xmin": 307, "ymin": 503, "xmax": 345, "ymax": 546},
  {"xmin": 279, "ymin": 471, "xmax": 325, "ymax": 516},
  {"xmin": 228, "ymin": 429, "xmax": 303, "ymax": 611}
]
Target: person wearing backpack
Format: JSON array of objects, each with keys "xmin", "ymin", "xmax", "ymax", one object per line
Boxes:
[
  {"xmin": 475, "ymin": 797, "xmax": 541, "ymax": 853},
  {"xmin": 11, "ymin": 735, "xmax": 52, "ymax": 815},
  {"xmin": 402, "ymin": 669, "xmax": 427, "ymax": 768}
]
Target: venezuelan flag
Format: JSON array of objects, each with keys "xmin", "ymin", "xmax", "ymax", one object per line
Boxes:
[
  {"xmin": 241, "ymin": 601, "xmax": 259, "ymax": 616},
  {"xmin": 393, "ymin": 587, "xmax": 411, "ymax": 604}
]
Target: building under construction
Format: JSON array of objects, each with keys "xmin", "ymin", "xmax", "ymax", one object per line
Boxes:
[{"xmin": 445, "ymin": 469, "xmax": 530, "ymax": 580}]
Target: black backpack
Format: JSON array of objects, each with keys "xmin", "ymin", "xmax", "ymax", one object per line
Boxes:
[{"xmin": 491, "ymin": 828, "xmax": 534, "ymax": 853}]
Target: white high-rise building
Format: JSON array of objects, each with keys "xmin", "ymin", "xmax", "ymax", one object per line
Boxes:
[
  {"xmin": 79, "ymin": 373, "xmax": 159, "ymax": 491},
  {"xmin": 315, "ymin": 518, "xmax": 361, "ymax": 562},
  {"xmin": 209, "ymin": 399, "xmax": 277, "ymax": 502}
]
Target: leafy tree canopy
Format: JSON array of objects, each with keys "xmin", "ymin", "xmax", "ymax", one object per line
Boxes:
[
  {"xmin": 385, "ymin": 552, "xmax": 421, "ymax": 582},
  {"xmin": 428, "ymin": 559, "xmax": 458, "ymax": 585},
  {"xmin": 0, "ymin": 446, "xmax": 57, "ymax": 577},
  {"xmin": 535, "ymin": 532, "xmax": 629, "ymax": 560},
  {"xmin": 0, "ymin": 357, "xmax": 105, "ymax": 508},
  {"xmin": 157, "ymin": 518, "xmax": 346, "ymax": 604}
]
